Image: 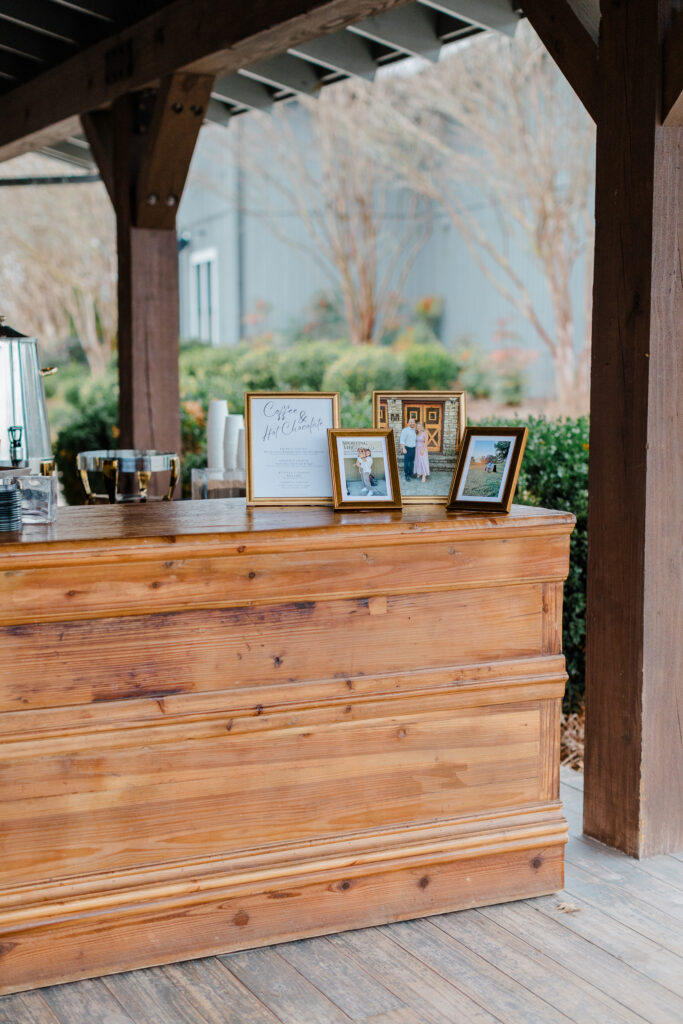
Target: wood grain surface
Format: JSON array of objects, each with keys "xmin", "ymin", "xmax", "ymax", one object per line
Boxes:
[{"xmin": 0, "ymin": 502, "xmax": 573, "ymax": 993}]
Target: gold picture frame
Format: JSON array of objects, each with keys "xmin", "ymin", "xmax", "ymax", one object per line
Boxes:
[
  {"xmin": 245, "ymin": 391, "xmax": 340, "ymax": 506},
  {"xmin": 446, "ymin": 425, "xmax": 528, "ymax": 514},
  {"xmin": 328, "ymin": 428, "xmax": 403, "ymax": 511},
  {"xmin": 372, "ymin": 390, "xmax": 467, "ymax": 504}
]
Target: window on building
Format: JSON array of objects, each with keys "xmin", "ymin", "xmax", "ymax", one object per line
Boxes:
[{"xmin": 189, "ymin": 248, "xmax": 219, "ymax": 344}]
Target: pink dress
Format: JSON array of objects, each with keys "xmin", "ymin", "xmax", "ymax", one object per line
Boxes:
[{"xmin": 414, "ymin": 431, "xmax": 430, "ymax": 477}]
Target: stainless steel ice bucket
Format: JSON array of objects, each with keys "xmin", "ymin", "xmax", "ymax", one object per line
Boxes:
[{"xmin": 0, "ymin": 322, "xmax": 54, "ymax": 472}]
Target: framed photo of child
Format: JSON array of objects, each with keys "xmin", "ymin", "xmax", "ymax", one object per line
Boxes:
[
  {"xmin": 446, "ymin": 426, "xmax": 528, "ymax": 514},
  {"xmin": 327, "ymin": 429, "xmax": 402, "ymax": 511},
  {"xmin": 372, "ymin": 391, "xmax": 466, "ymax": 504}
]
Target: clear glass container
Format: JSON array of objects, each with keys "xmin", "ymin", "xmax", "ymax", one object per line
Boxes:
[
  {"xmin": 191, "ymin": 467, "xmax": 246, "ymax": 499},
  {"xmin": 17, "ymin": 474, "xmax": 58, "ymax": 524}
]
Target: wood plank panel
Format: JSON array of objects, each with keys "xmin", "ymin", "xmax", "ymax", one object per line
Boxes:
[
  {"xmin": 0, "ymin": 534, "xmax": 570, "ymax": 626},
  {"xmin": 0, "ymin": 839, "xmax": 565, "ymax": 996},
  {"xmin": 0, "ymin": 703, "xmax": 547, "ymax": 885},
  {"xmin": 0, "ymin": 586, "xmax": 546, "ymax": 711},
  {"xmin": 0, "ymin": 505, "xmax": 571, "ymax": 992},
  {"xmin": 0, "ymin": 654, "xmax": 567, "ymax": 737}
]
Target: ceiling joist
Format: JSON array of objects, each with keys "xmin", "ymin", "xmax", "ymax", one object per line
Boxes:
[
  {"xmin": 348, "ymin": 6, "xmax": 442, "ymax": 62},
  {"xmin": 213, "ymin": 74, "xmax": 274, "ymax": 111},
  {"xmin": 239, "ymin": 53, "xmax": 322, "ymax": 95},
  {"xmin": 289, "ymin": 29, "xmax": 378, "ymax": 79},
  {"xmin": 420, "ymin": 0, "xmax": 518, "ymax": 37}
]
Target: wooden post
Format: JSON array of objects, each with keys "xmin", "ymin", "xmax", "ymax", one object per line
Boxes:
[
  {"xmin": 584, "ymin": 0, "xmax": 683, "ymax": 857},
  {"xmin": 82, "ymin": 73, "xmax": 213, "ymax": 458}
]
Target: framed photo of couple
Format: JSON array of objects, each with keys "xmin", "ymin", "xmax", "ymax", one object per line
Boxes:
[{"xmin": 372, "ymin": 390, "xmax": 466, "ymax": 504}]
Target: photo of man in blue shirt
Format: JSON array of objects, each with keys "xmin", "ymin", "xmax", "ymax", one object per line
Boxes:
[{"xmin": 400, "ymin": 418, "xmax": 417, "ymax": 481}]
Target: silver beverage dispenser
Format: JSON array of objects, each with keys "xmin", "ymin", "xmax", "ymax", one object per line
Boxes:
[{"xmin": 0, "ymin": 320, "xmax": 55, "ymax": 474}]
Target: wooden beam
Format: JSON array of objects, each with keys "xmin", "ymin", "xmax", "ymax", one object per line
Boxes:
[
  {"xmin": 80, "ymin": 110, "xmax": 114, "ymax": 202},
  {"xmin": 584, "ymin": 0, "xmax": 683, "ymax": 857},
  {"xmin": 83, "ymin": 75, "xmax": 210, "ymax": 463},
  {"xmin": 663, "ymin": 6, "xmax": 683, "ymax": 125},
  {"xmin": 135, "ymin": 73, "xmax": 213, "ymax": 229},
  {"xmin": 0, "ymin": 0, "xmax": 411, "ymax": 162},
  {"xmin": 519, "ymin": 0, "xmax": 599, "ymax": 121}
]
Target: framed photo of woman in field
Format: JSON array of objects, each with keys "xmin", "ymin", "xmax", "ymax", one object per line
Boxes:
[{"xmin": 446, "ymin": 426, "xmax": 528, "ymax": 514}]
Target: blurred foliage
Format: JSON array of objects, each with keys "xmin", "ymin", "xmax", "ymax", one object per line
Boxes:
[
  {"xmin": 481, "ymin": 414, "xmax": 589, "ymax": 712},
  {"xmin": 279, "ymin": 340, "xmax": 346, "ymax": 391},
  {"xmin": 403, "ymin": 343, "xmax": 459, "ymax": 390},
  {"xmin": 322, "ymin": 347, "xmax": 405, "ymax": 397}
]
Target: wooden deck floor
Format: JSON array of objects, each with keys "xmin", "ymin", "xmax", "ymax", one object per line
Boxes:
[{"xmin": 1, "ymin": 770, "xmax": 682, "ymax": 1024}]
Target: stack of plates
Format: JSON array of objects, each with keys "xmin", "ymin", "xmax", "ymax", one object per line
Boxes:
[{"xmin": 0, "ymin": 482, "xmax": 22, "ymax": 532}]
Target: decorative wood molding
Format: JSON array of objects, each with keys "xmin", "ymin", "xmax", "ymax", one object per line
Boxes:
[
  {"xmin": 0, "ymin": 0, "xmax": 412, "ymax": 163},
  {"xmin": 663, "ymin": 6, "xmax": 683, "ymax": 126},
  {"xmin": 519, "ymin": 0, "xmax": 599, "ymax": 121},
  {"xmin": 0, "ymin": 813, "xmax": 567, "ymax": 995}
]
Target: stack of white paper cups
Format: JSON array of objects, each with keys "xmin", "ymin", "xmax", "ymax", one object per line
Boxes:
[
  {"xmin": 223, "ymin": 414, "xmax": 245, "ymax": 470},
  {"xmin": 206, "ymin": 399, "xmax": 229, "ymax": 470},
  {"xmin": 236, "ymin": 428, "xmax": 246, "ymax": 472}
]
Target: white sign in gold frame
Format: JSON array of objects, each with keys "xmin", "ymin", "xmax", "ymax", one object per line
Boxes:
[{"xmin": 245, "ymin": 391, "xmax": 341, "ymax": 506}]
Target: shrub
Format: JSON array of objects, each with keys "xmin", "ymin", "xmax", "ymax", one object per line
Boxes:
[
  {"xmin": 278, "ymin": 340, "xmax": 346, "ymax": 391},
  {"xmin": 453, "ymin": 341, "xmax": 493, "ymax": 398},
  {"xmin": 479, "ymin": 414, "xmax": 589, "ymax": 712},
  {"xmin": 323, "ymin": 347, "xmax": 405, "ymax": 399},
  {"xmin": 339, "ymin": 392, "xmax": 373, "ymax": 428},
  {"xmin": 235, "ymin": 347, "xmax": 281, "ymax": 391},
  {"xmin": 54, "ymin": 372, "xmax": 119, "ymax": 505},
  {"xmin": 403, "ymin": 343, "xmax": 458, "ymax": 390}
]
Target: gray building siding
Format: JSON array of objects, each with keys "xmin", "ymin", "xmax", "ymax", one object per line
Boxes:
[{"xmin": 178, "ymin": 116, "xmax": 589, "ymax": 397}]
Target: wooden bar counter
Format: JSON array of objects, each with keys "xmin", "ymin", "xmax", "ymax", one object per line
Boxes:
[{"xmin": 0, "ymin": 500, "xmax": 574, "ymax": 994}]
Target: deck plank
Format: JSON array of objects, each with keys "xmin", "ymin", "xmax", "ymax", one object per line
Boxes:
[
  {"xmin": 478, "ymin": 901, "xmax": 683, "ymax": 1024},
  {"xmin": 386, "ymin": 917, "xmax": 575, "ymax": 1024},
  {"xmin": 330, "ymin": 926, "xmax": 504, "ymax": 1024},
  {"xmin": 161, "ymin": 958, "xmax": 282, "ymax": 1024},
  {"xmin": 433, "ymin": 908, "xmax": 648, "ymax": 1023},
  {"xmin": 41, "ymin": 977, "xmax": 137, "ymax": 1024},
  {"xmin": 529, "ymin": 892, "xmax": 683, "ymax": 999},
  {"xmin": 0, "ymin": 991, "xmax": 61, "ymax": 1024},
  {"xmin": 278, "ymin": 935, "xmax": 404, "ymax": 1020},
  {"xmin": 220, "ymin": 946, "xmax": 352, "ymax": 1024}
]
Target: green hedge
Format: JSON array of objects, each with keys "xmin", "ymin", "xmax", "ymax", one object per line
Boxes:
[
  {"xmin": 482, "ymin": 415, "xmax": 589, "ymax": 711},
  {"xmin": 322, "ymin": 347, "xmax": 405, "ymax": 397}
]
